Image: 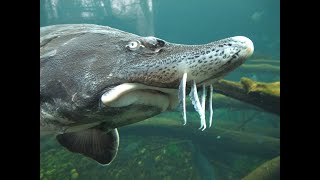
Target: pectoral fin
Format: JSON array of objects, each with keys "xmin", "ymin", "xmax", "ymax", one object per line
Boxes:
[{"xmin": 56, "ymin": 128, "xmax": 119, "ymax": 165}]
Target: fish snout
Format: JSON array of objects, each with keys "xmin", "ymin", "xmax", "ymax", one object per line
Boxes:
[{"xmin": 231, "ymin": 36, "xmax": 254, "ymax": 58}]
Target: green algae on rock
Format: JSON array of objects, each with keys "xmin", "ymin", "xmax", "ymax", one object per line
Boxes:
[{"xmin": 213, "ymin": 78, "xmax": 280, "ymax": 115}]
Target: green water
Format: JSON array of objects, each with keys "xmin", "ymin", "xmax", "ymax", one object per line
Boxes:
[{"xmin": 40, "ymin": 0, "xmax": 280, "ymax": 179}]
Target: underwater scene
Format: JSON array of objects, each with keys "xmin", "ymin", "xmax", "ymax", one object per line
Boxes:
[{"xmin": 40, "ymin": 0, "xmax": 280, "ymax": 180}]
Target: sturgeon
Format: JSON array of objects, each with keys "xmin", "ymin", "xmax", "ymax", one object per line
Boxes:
[{"xmin": 40, "ymin": 24, "xmax": 254, "ymax": 165}]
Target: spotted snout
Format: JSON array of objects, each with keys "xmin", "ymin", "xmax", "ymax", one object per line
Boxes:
[
  {"xmin": 230, "ymin": 36, "xmax": 254, "ymax": 58},
  {"xmin": 178, "ymin": 36, "xmax": 254, "ymax": 82}
]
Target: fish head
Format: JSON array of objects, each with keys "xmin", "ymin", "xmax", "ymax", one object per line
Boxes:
[
  {"xmin": 117, "ymin": 35, "xmax": 254, "ymax": 87},
  {"xmin": 101, "ymin": 35, "xmax": 254, "ymax": 127},
  {"xmin": 40, "ymin": 24, "xmax": 254, "ymax": 132}
]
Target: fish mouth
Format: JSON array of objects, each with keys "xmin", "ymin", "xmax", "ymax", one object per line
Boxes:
[{"xmin": 101, "ymin": 83, "xmax": 179, "ymax": 112}]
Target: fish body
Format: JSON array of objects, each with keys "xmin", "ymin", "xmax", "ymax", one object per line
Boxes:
[{"xmin": 40, "ymin": 24, "xmax": 253, "ymax": 165}]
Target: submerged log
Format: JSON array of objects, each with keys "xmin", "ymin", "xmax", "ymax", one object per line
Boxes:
[
  {"xmin": 186, "ymin": 94, "xmax": 262, "ymax": 112},
  {"xmin": 212, "ymin": 78, "xmax": 280, "ymax": 115},
  {"xmin": 242, "ymin": 156, "xmax": 280, "ymax": 180},
  {"xmin": 238, "ymin": 64, "xmax": 280, "ymax": 74},
  {"xmin": 158, "ymin": 112, "xmax": 280, "ymax": 138},
  {"xmin": 120, "ymin": 119, "xmax": 280, "ymax": 157},
  {"xmin": 247, "ymin": 59, "xmax": 280, "ymax": 66}
]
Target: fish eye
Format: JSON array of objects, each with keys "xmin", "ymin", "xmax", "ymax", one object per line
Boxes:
[
  {"xmin": 126, "ymin": 40, "xmax": 141, "ymax": 51},
  {"xmin": 157, "ymin": 39, "xmax": 165, "ymax": 47},
  {"xmin": 129, "ymin": 41, "xmax": 138, "ymax": 48}
]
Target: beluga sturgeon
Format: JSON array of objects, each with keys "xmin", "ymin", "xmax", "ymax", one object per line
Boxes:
[{"xmin": 40, "ymin": 24, "xmax": 254, "ymax": 165}]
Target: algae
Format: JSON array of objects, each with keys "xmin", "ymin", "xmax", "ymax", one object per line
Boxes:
[{"xmin": 213, "ymin": 78, "xmax": 280, "ymax": 115}]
